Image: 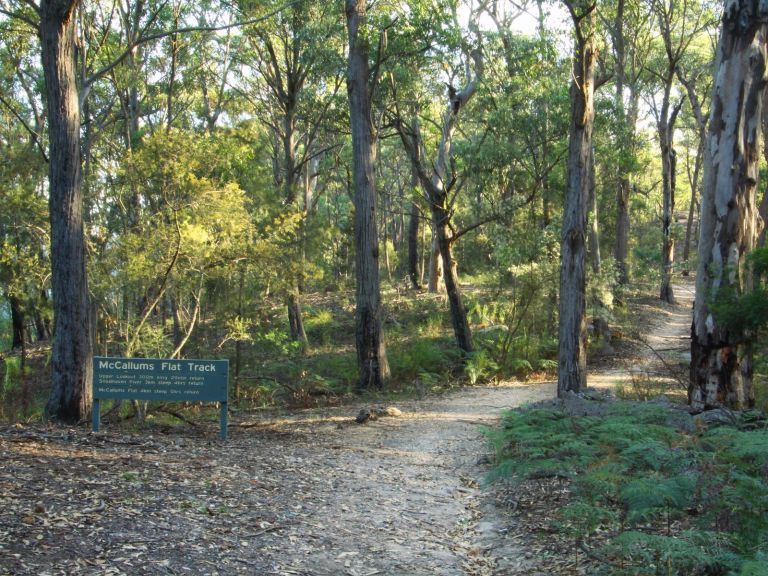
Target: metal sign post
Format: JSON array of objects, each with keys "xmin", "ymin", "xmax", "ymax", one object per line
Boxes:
[{"xmin": 92, "ymin": 357, "xmax": 230, "ymax": 439}]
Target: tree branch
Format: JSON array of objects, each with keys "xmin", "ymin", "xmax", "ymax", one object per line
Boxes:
[
  {"xmin": 0, "ymin": 7, "xmax": 38, "ymax": 29},
  {"xmin": 85, "ymin": 0, "xmax": 299, "ymax": 92},
  {"xmin": 0, "ymin": 93, "xmax": 48, "ymax": 162}
]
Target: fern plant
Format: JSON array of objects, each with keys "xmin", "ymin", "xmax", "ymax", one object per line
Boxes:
[{"xmin": 486, "ymin": 402, "xmax": 768, "ymax": 574}]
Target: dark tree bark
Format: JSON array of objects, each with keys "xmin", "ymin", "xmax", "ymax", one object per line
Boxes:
[
  {"xmin": 690, "ymin": 0, "xmax": 767, "ymax": 410},
  {"xmin": 407, "ymin": 199, "xmax": 421, "ymax": 289},
  {"xmin": 40, "ymin": 0, "xmax": 93, "ymax": 423},
  {"xmin": 435, "ymin": 219, "xmax": 473, "ymax": 353},
  {"xmin": 392, "ymin": 31, "xmax": 482, "ymax": 355},
  {"xmin": 558, "ymin": 0, "xmax": 595, "ymax": 397},
  {"xmin": 10, "ymin": 296, "xmax": 25, "ymax": 350},
  {"xmin": 33, "ymin": 291, "xmax": 52, "ymax": 342},
  {"xmin": 612, "ymin": 0, "xmax": 631, "ymax": 285},
  {"xmin": 346, "ymin": 0, "xmax": 390, "ymax": 390},
  {"xmin": 658, "ymin": 99, "xmax": 682, "ymax": 304},
  {"xmin": 394, "ymin": 103, "xmax": 479, "ymax": 354},
  {"xmin": 287, "ymin": 292, "xmax": 307, "ymax": 343}
]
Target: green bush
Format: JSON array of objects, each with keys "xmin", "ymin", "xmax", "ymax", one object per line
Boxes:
[
  {"xmin": 465, "ymin": 350, "xmax": 498, "ymax": 385},
  {"xmin": 486, "ymin": 403, "xmax": 768, "ymax": 574},
  {"xmin": 304, "ymin": 309, "xmax": 338, "ymax": 346},
  {"xmin": 389, "ymin": 338, "xmax": 458, "ymax": 383}
]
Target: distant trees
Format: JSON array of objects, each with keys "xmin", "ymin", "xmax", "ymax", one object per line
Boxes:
[{"xmin": 0, "ymin": 0, "xmax": 753, "ymax": 412}]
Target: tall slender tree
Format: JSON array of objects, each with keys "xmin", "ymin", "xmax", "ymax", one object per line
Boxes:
[
  {"xmin": 345, "ymin": 0, "xmax": 390, "ymax": 390},
  {"xmin": 690, "ymin": 0, "xmax": 767, "ymax": 410},
  {"xmin": 604, "ymin": 0, "xmax": 651, "ymax": 286},
  {"xmin": 394, "ymin": 41, "xmax": 482, "ymax": 355},
  {"xmin": 558, "ymin": 0, "xmax": 596, "ymax": 396}
]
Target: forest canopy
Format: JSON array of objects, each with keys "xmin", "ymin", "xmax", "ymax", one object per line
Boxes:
[{"xmin": 0, "ymin": 0, "xmax": 765, "ymax": 419}]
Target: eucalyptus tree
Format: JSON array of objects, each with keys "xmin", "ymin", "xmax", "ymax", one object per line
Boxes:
[
  {"xmin": 484, "ymin": 0, "xmax": 569, "ymax": 230},
  {"xmin": 558, "ymin": 0, "xmax": 597, "ymax": 396},
  {"xmin": 35, "ymin": 0, "xmax": 95, "ymax": 422},
  {"xmin": 691, "ymin": 0, "xmax": 767, "ymax": 410},
  {"xmin": 0, "ymin": 14, "xmax": 51, "ymax": 349},
  {"xmin": 242, "ymin": 0, "xmax": 345, "ymax": 345},
  {"xmin": 676, "ymin": 56, "xmax": 712, "ymax": 275},
  {"xmin": 602, "ymin": 0, "xmax": 652, "ymax": 285},
  {"xmin": 645, "ymin": 0, "xmax": 712, "ymax": 303},
  {"xmin": 345, "ymin": 0, "xmax": 390, "ymax": 389},
  {"xmin": 393, "ymin": 17, "xmax": 484, "ymax": 353},
  {"xmin": 0, "ymin": 0, "xmax": 304, "ymax": 421}
]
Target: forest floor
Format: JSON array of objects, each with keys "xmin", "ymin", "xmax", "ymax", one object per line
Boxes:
[{"xmin": 0, "ymin": 281, "xmax": 695, "ymax": 576}]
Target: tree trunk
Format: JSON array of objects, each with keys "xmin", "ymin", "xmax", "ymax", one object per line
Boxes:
[
  {"xmin": 677, "ymin": 68, "xmax": 708, "ymax": 274},
  {"xmin": 346, "ymin": 0, "xmax": 389, "ymax": 390},
  {"xmin": 682, "ymin": 138, "xmax": 704, "ymax": 274},
  {"xmin": 690, "ymin": 2, "xmax": 767, "ymax": 411},
  {"xmin": 394, "ymin": 40, "xmax": 481, "ymax": 355},
  {"xmin": 427, "ymin": 221, "xmax": 444, "ymax": 293},
  {"xmin": 558, "ymin": 12, "xmax": 595, "ymax": 397},
  {"xmin": 615, "ymin": 177, "xmax": 631, "ymax": 284},
  {"xmin": 33, "ymin": 293, "xmax": 52, "ymax": 342},
  {"xmin": 407, "ymin": 200, "xmax": 421, "ymax": 289},
  {"xmin": 587, "ymin": 145, "xmax": 600, "ymax": 274},
  {"xmin": 287, "ymin": 292, "xmax": 308, "ymax": 344},
  {"xmin": 758, "ymin": 93, "xmax": 768, "ymax": 248},
  {"xmin": 436, "ymin": 217, "xmax": 473, "ymax": 353},
  {"xmin": 610, "ymin": 0, "xmax": 641, "ymax": 287},
  {"xmin": 658, "ymin": 104, "xmax": 680, "ymax": 304},
  {"xmin": 10, "ymin": 296, "xmax": 25, "ymax": 350},
  {"xmin": 612, "ymin": 0, "xmax": 629, "ymax": 285},
  {"xmin": 41, "ymin": 0, "xmax": 93, "ymax": 424},
  {"xmin": 587, "ymin": 148, "xmax": 612, "ymax": 353}
]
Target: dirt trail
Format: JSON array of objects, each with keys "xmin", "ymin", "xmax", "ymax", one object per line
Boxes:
[
  {"xmin": 0, "ymin": 284, "xmax": 695, "ymax": 576},
  {"xmin": 590, "ymin": 281, "xmax": 694, "ymax": 391}
]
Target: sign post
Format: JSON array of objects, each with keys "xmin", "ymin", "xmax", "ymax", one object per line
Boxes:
[{"xmin": 92, "ymin": 357, "xmax": 229, "ymax": 439}]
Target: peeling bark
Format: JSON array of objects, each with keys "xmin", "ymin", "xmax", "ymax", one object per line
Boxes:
[{"xmin": 691, "ymin": 1, "xmax": 767, "ymax": 410}]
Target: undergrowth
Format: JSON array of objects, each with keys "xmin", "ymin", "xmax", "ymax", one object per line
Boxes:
[{"xmin": 486, "ymin": 402, "xmax": 768, "ymax": 575}]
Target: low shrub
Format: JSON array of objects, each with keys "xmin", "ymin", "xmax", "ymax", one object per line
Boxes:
[{"xmin": 486, "ymin": 402, "xmax": 768, "ymax": 575}]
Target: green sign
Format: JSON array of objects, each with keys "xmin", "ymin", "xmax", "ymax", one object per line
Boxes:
[{"xmin": 92, "ymin": 356, "xmax": 229, "ymax": 439}]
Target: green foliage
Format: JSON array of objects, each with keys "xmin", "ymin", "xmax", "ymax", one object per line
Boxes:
[
  {"xmin": 487, "ymin": 403, "xmax": 768, "ymax": 573},
  {"xmin": 710, "ymin": 247, "xmax": 768, "ymax": 342},
  {"xmin": 0, "ymin": 301, "xmax": 10, "ymax": 350},
  {"xmin": 2, "ymin": 356, "xmax": 21, "ymax": 398},
  {"xmin": 304, "ymin": 309, "xmax": 338, "ymax": 346},
  {"xmin": 390, "ymin": 339, "xmax": 458, "ymax": 383},
  {"xmin": 740, "ymin": 555, "xmax": 768, "ymax": 575},
  {"xmin": 465, "ymin": 350, "xmax": 498, "ymax": 385}
]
